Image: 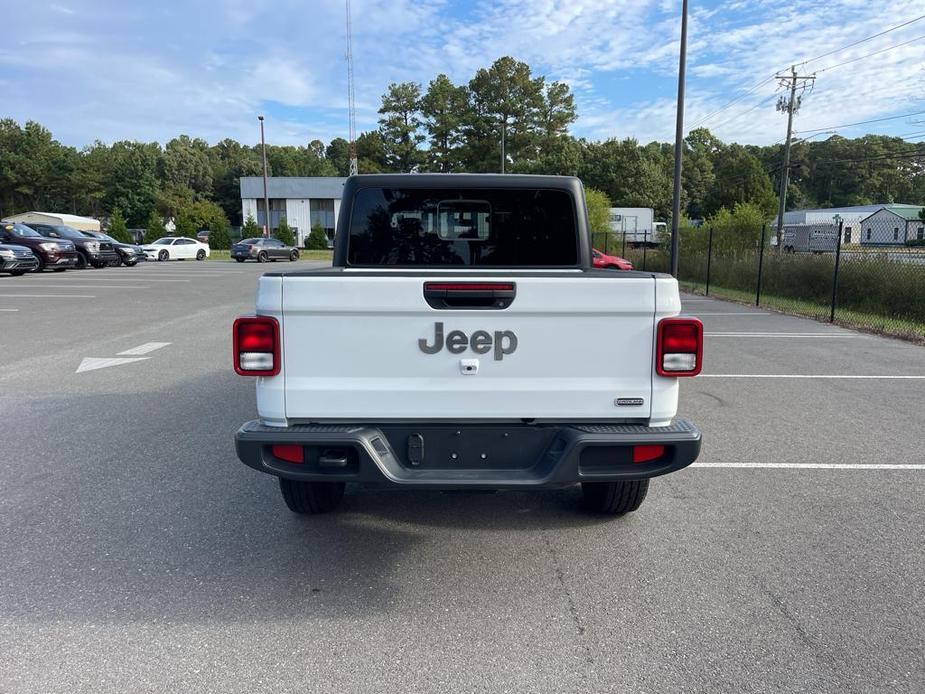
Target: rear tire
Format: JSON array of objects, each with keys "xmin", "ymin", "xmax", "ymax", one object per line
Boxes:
[
  {"xmin": 257, "ymin": 251, "xmax": 268, "ymax": 263},
  {"xmin": 279, "ymin": 478, "xmax": 345, "ymax": 514},
  {"xmin": 289, "ymin": 250, "xmax": 299, "ymax": 261},
  {"xmin": 581, "ymin": 480, "xmax": 649, "ymax": 515},
  {"xmin": 235, "ymin": 257, "xmax": 245, "ymax": 263},
  {"xmin": 196, "ymin": 249, "xmax": 206, "ymax": 260}
]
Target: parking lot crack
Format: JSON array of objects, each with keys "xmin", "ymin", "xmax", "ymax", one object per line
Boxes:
[
  {"xmin": 543, "ymin": 535, "xmax": 594, "ymax": 689},
  {"xmin": 757, "ymin": 581, "xmax": 855, "ymax": 692}
]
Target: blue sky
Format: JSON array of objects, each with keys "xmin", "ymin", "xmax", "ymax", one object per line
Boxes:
[{"xmin": 2, "ymin": 0, "xmax": 924, "ymax": 148}]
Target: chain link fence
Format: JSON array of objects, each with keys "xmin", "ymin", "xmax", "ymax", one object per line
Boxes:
[{"xmin": 592, "ymin": 225, "xmax": 925, "ymax": 341}]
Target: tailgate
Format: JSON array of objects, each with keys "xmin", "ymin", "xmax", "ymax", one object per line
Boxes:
[{"xmin": 280, "ymin": 274, "xmax": 655, "ymax": 420}]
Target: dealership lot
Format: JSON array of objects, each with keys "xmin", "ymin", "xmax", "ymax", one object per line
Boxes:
[{"xmin": 1, "ymin": 263, "xmax": 923, "ymax": 693}]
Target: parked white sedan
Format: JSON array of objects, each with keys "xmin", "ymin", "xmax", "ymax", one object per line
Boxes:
[{"xmin": 142, "ymin": 237, "xmax": 211, "ymax": 261}]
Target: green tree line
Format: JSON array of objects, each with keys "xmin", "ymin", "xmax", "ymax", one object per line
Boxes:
[{"xmin": 2, "ymin": 56, "xmax": 924, "ymax": 234}]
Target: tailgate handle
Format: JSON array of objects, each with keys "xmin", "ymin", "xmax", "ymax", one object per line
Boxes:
[{"xmin": 423, "ymin": 282, "xmax": 516, "ymax": 310}]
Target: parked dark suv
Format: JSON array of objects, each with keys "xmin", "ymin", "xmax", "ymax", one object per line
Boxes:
[
  {"xmin": 0, "ymin": 222, "xmax": 79, "ymax": 271},
  {"xmin": 28, "ymin": 224, "xmax": 120, "ymax": 269},
  {"xmin": 82, "ymin": 230, "xmax": 146, "ymax": 266},
  {"xmin": 0, "ymin": 242, "xmax": 39, "ymax": 275}
]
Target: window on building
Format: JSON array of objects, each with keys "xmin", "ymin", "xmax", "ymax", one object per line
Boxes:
[
  {"xmin": 310, "ymin": 199, "xmax": 336, "ymax": 244},
  {"xmin": 256, "ymin": 199, "xmax": 286, "ymax": 230},
  {"xmin": 893, "ymin": 227, "xmax": 899, "ymax": 241},
  {"xmin": 866, "ymin": 228, "xmax": 871, "ymax": 240},
  {"xmin": 918, "ymin": 227, "xmax": 924, "ymax": 241},
  {"xmin": 844, "ymin": 227, "xmax": 851, "ymax": 243}
]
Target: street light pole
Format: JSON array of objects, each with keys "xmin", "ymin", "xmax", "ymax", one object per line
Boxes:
[
  {"xmin": 258, "ymin": 115, "xmax": 270, "ymax": 238},
  {"xmin": 669, "ymin": 0, "xmax": 688, "ymax": 278},
  {"xmin": 500, "ymin": 117, "xmax": 506, "ymax": 174}
]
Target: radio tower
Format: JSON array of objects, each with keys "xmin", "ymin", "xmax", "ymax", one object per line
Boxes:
[{"xmin": 345, "ymin": 0, "xmax": 358, "ymax": 176}]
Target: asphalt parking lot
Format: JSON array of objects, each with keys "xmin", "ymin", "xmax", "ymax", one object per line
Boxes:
[{"xmin": 1, "ymin": 262, "xmax": 923, "ymax": 693}]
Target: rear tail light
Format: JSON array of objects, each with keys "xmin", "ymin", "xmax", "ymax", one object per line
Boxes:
[
  {"xmin": 656, "ymin": 317, "xmax": 703, "ymax": 377},
  {"xmin": 633, "ymin": 445, "xmax": 665, "ymax": 463},
  {"xmin": 233, "ymin": 315, "xmax": 280, "ymax": 376},
  {"xmin": 271, "ymin": 445, "xmax": 303, "ymax": 464}
]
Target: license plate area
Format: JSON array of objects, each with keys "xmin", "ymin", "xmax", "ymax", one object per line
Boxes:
[{"xmin": 381, "ymin": 426, "xmax": 558, "ymax": 470}]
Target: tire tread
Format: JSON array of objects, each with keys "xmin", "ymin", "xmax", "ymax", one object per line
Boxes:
[
  {"xmin": 279, "ymin": 478, "xmax": 345, "ymax": 514},
  {"xmin": 581, "ymin": 479, "xmax": 649, "ymax": 515}
]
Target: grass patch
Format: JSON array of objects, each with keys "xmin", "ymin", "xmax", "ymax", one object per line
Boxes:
[
  {"xmin": 679, "ymin": 282, "xmax": 925, "ymax": 343},
  {"xmin": 206, "ymin": 249, "xmax": 333, "ymax": 262}
]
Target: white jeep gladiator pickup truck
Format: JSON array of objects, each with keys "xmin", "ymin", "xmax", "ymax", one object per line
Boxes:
[{"xmin": 234, "ymin": 174, "xmax": 702, "ymax": 516}]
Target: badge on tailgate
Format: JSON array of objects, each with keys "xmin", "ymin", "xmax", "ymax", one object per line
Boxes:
[{"xmin": 419, "ymin": 322, "xmax": 518, "ymax": 361}]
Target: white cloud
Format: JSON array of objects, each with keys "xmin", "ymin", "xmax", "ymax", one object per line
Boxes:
[{"xmin": 1, "ymin": 0, "xmax": 923, "ymax": 148}]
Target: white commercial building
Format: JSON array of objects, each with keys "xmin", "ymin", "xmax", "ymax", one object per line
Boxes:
[{"xmin": 240, "ymin": 177, "xmax": 347, "ymax": 247}]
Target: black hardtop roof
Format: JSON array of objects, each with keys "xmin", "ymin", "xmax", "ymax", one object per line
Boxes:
[{"xmin": 347, "ymin": 173, "xmax": 583, "ymax": 191}]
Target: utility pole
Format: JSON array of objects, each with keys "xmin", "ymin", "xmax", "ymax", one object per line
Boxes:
[
  {"xmin": 774, "ymin": 65, "xmax": 815, "ymax": 247},
  {"xmin": 258, "ymin": 115, "xmax": 270, "ymax": 238},
  {"xmin": 345, "ymin": 0, "xmax": 358, "ymax": 176},
  {"xmin": 669, "ymin": 0, "xmax": 688, "ymax": 277}
]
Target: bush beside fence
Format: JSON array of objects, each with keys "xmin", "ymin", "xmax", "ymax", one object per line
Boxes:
[{"xmin": 598, "ymin": 228, "xmax": 925, "ymax": 340}]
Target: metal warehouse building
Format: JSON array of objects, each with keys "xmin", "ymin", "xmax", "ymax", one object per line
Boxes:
[
  {"xmin": 239, "ymin": 177, "xmax": 347, "ymax": 246},
  {"xmin": 772, "ymin": 203, "xmax": 924, "ymax": 245}
]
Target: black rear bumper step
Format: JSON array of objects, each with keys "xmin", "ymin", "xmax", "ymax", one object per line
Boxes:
[{"xmin": 235, "ymin": 419, "xmax": 701, "ymax": 488}]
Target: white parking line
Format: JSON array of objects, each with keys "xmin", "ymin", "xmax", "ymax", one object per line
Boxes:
[
  {"xmin": 693, "ymin": 462, "xmax": 925, "ymax": 470},
  {"xmin": 28, "ymin": 277, "xmax": 190, "ymax": 283},
  {"xmin": 0, "ymin": 293, "xmax": 96, "ymax": 298},
  {"xmin": 5, "ymin": 284, "xmax": 151, "ymax": 289},
  {"xmin": 117, "ymin": 342, "xmax": 171, "ymax": 356},
  {"xmin": 76, "ymin": 357, "xmax": 150, "ymax": 373},
  {"xmin": 698, "ymin": 374, "xmax": 925, "ymax": 379},
  {"xmin": 0, "ymin": 308, "xmax": 18, "ymax": 312}
]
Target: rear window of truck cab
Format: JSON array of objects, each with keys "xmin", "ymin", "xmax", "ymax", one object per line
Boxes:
[{"xmin": 345, "ymin": 187, "xmax": 579, "ymax": 267}]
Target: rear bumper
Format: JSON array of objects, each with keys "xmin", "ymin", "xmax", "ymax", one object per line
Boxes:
[{"xmin": 235, "ymin": 419, "xmax": 701, "ymax": 488}]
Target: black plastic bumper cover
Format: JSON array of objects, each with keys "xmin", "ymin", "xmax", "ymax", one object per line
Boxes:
[{"xmin": 235, "ymin": 419, "xmax": 701, "ymax": 488}]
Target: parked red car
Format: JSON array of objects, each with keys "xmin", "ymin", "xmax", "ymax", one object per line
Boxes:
[{"xmin": 592, "ymin": 248, "xmax": 633, "ymax": 270}]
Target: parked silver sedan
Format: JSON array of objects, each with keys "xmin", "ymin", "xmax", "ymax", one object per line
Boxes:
[{"xmin": 230, "ymin": 237, "xmax": 299, "ymax": 263}]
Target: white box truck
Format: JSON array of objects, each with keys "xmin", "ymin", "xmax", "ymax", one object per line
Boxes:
[{"xmin": 608, "ymin": 207, "xmax": 666, "ymax": 246}]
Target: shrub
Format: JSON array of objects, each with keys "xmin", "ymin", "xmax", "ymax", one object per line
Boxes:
[
  {"xmin": 306, "ymin": 222, "xmax": 329, "ymax": 250},
  {"xmin": 208, "ymin": 225, "xmax": 230, "ymax": 250},
  {"xmin": 275, "ymin": 218, "xmax": 295, "ymax": 246},
  {"xmin": 242, "ymin": 213, "xmax": 261, "ymax": 238},
  {"xmin": 108, "ymin": 208, "xmax": 131, "ymax": 243},
  {"xmin": 144, "ymin": 210, "xmax": 166, "ymax": 244}
]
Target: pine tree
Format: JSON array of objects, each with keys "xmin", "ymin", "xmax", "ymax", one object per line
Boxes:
[
  {"xmin": 306, "ymin": 222, "xmax": 329, "ymax": 250},
  {"xmin": 144, "ymin": 209, "xmax": 165, "ymax": 244},
  {"xmin": 275, "ymin": 217, "xmax": 295, "ymax": 246},
  {"xmin": 242, "ymin": 213, "xmax": 261, "ymax": 237},
  {"xmin": 108, "ymin": 207, "xmax": 131, "ymax": 243}
]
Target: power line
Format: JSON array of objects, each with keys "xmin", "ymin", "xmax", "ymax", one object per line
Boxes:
[
  {"xmin": 691, "ymin": 13, "xmax": 925, "ymax": 132},
  {"xmin": 796, "ymin": 109, "xmax": 925, "ymax": 134},
  {"xmin": 796, "ymin": 13, "xmax": 925, "ymax": 67},
  {"xmin": 707, "ymin": 93, "xmax": 778, "ymax": 132},
  {"xmin": 816, "ymin": 32, "xmax": 925, "ymax": 73},
  {"xmin": 811, "ymin": 148, "xmax": 925, "ymax": 167},
  {"xmin": 688, "ymin": 75, "xmax": 777, "ymax": 129}
]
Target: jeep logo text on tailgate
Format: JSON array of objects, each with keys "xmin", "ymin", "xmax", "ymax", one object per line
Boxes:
[{"xmin": 419, "ymin": 322, "xmax": 518, "ymax": 361}]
